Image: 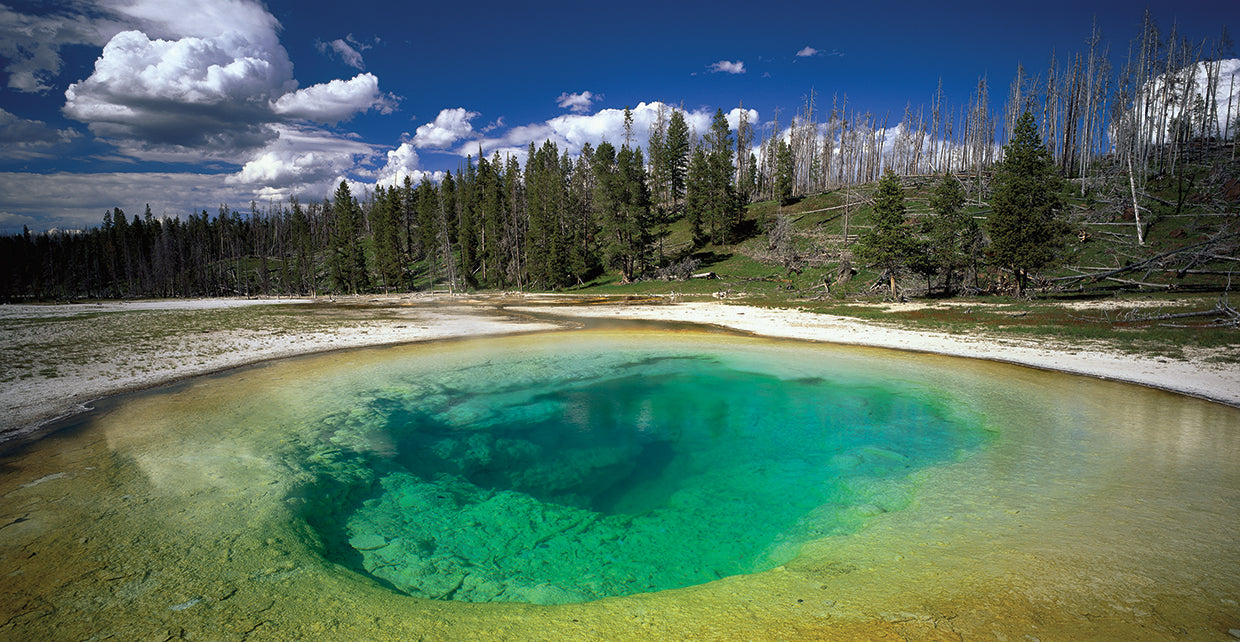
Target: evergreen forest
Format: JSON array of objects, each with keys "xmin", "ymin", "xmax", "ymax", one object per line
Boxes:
[{"xmin": 3, "ymin": 13, "xmax": 1239, "ymax": 305}]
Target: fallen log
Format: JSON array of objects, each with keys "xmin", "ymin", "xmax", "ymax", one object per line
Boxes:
[
  {"xmin": 1104, "ymin": 277, "xmax": 1174, "ymax": 289},
  {"xmin": 1049, "ymin": 231, "xmax": 1240, "ymax": 284}
]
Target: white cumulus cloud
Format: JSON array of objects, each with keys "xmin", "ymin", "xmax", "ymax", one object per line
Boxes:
[
  {"xmin": 1111, "ymin": 58, "xmax": 1240, "ymax": 144},
  {"xmin": 110, "ymin": 0, "xmax": 282, "ymax": 44},
  {"xmin": 413, "ymin": 108, "xmax": 480, "ymax": 149},
  {"xmin": 228, "ymin": 124, "xmax": 376, "ymax": 190},
  {"xmin": 272, "ymin": 73, "xmax": 394, "ymax": 124},
  {"xmin": 51, "ymin": 0, "xmax": 396, "ymax": 165},
  {"xmin": 466, "ymin": 101, "xmax": 759, "ymax": 162},
  {"xmin": 61, "ymin": 10, "xmax": 297, "ymax": 154},
  {"xmin": 1, "ymin": 0, "xmax": 413, "ymax": 232},
  {"xmin": 556, "ymin": 91, "xmax": 598, "ymax": 113},
  {"xmin": 1, "ymin": 0, "xmax": 288, "ymax": 94},
  {"xmin": 373, "ymin": 142, "xmax": 443, "ymax": 188},
  {"xmin": 796, "ymin": 47, "xmax": 819, "ymax": 58},
  {"xmin": 708, "ymin": 60, "xmax": 746, "ymax": 74}
]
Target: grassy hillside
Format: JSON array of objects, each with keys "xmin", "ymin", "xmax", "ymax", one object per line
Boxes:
[{"xmin": 571, "ymin": 148, "xmax": 1240, "ymax": 361}]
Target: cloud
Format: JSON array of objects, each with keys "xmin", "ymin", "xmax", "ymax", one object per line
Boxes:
[
  {"xmin": 0, "ymin": 126, "xmax": 392, "ymax": 234},
  {"xmin": 1112, "ymin": 58, "xmax": 1240, "ymax": 143},
  {"xmin": 466, "ymin": 101, "xmax": 760, "ymax": 162},
  {"xmin": 272, "ymin": 73, "xmax": 395, "ymax": 124},
  {"xmin": 556, "ymin": 91, "xmax": 598, "ymax": 113},
  {"xmin": 708, "ymin": 60, "xmax": 746, "ymax": 74},
  {"xmin": 373, "ymin": 142, "xmax": 443, "ymax": 188},
  {"xmin": 795, "ymin": 46, "xmax": 844, "ymax": 60},
  {"xmin": 227, "ymin": 124, "xmax": 375, "ymax": 190},
  {"xmin": 0, "ymin": 3, "xmax": 122, "ymax": 92},
  {"xmin": 480, "ymin": 116, "xmax": 506, "ymax": 133},
  {"xmin": 725, "ymin": 107, "xmax": 760, "ymax": 133},
  {"xmin": 55, "ymin": 0, "xmax": 394, "ymax": 163},
  {"xmin": 0, "ymin": 0, "xmax": 420, "ymax": 235},
  {"xmin": 0, "ymin": 0, "xmax": 298, "ymax": 94},
  {"xmin": 0, "ymin": 108, "xmax": 80, "ymax": 158},
  {"xmin": 0, "ymin": 170, "xmax": 264, "ymax": 234},
  {"xmin": 108, "ymin": 0, "xmax": 281, "ymax": 42},
  {"xmin": 0, "ymin": 210, "xmax": 38, "ymax": 231},
  {"xmin": 413, "ymin": 108, "xmax": 480, "ymax": 149},
  {"xmin": 61, "ymin": 22, "xmax": 295, "ymax": 155},
  {"xmin": 317, "ymin": 38, "xmax": 365, "ymax": 70}
]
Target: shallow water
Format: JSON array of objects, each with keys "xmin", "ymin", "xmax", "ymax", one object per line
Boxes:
[{"xmin": 1, "ymin": 329, "xmax": 1238, "ymax": 640}]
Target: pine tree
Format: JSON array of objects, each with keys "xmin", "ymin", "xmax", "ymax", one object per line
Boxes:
[
  {"xmin": 705, "ymin": 108, "xmax": 740, "ymax": 243},
  {"xmin": 685, "ymin": 148, "xmax": 710, "ymax": 244},
  {"xmin": 439, "ymin": 171, "xmax": 459, "ymax": 290},
  {"xmin": 687, "ymin": 109, "xmax": 741, "ymax": 245},
  {"xmin": 775, "ymin": 139, "xmax": 795, "ymax": 206},
  {"xmin": 854, "ymin": 172, "xmax": 917, "ymax": 298},
  {"xmin": 927, "ymin": 173, "xmax": 981, "ymax": 295},
  {"xmin": 457, "ymin": 157, "xmax": 480, "ymax": 288},
  {"xmin": 290, "ymin": 197, "xmax": 314, "ymax": 293},
  {"xmin": 330, "ymin": 180, "xmax": 369, "ymax": 294},
  {"xmin": 415, "ymin": 177, "xmax": 441, "ymax": 289},
  {"xmin": 594, "ymin": 141, "xmax": 652, "ymax": 282},
  {"xmin": 370, "ymin": 185, "xmax": 403, "ymax": 291},
  {"xmin": 400, "ymin": 175, "xmax": 417, "ymax": 279},
  {"xmin": 663, "ymin": 109, "xmax": 690, "ymax": 212},
  {"xmin": 647, "ymin": 105, "xmax": 668, "ymax": 207},
  {"xmin": 736, "ymin": 102, "xmax": 754, "ymax": 203},
  {"xmin": 525, "ymin": 140, "xmax": 570, "ymax": 288},
  {"xmin": 988, "ymin": 111, "xmax": 1068, "ymax": 297},
  {"xmin": 503, "ymin": 154, "xmax": 526, "ymax": 287}
]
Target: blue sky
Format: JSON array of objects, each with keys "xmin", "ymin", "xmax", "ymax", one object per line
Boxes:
[{"xmin": 0, "ymin": 0, "xmax": 1234, "ymax": 234}]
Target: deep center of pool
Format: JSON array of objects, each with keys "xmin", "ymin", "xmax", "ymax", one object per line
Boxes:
[{"xmin": 302, "ymin": 354, "xmax": 988, "ymax": 604}]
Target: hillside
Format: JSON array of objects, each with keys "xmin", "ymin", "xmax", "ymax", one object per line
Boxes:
[{"xmin": 571, "ymin": 145, "xmax": 1239, "ymax": 362}]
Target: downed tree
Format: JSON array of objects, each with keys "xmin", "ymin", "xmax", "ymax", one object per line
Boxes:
[
  {"xmin": 1070, "ymin": 295, "xmax": 1240, "ymax": 327},
  {"xmin": 1050, "ymin": 230, "xmax": 1240, "ymax": 286}
]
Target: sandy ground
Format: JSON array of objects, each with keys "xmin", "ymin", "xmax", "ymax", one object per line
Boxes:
[
  {"xmin": 0, "ymin": 296, "xmax": 560, "ymax": 445},
  {"xmin": 512, "ymin": 301, "xmax": 1240, "ymax": 408},
  {"xmin": 2, "ymin": 294, "xmax": 1237, "ymax": 446}
]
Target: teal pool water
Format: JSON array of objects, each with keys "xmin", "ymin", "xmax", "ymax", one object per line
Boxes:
[
  {"xmin": 296, "ymin": 344, "xmax": 991, "ymax": 604},
  {"xmin": 4, "ymin": 327, "xmax": 1239, "ymax": 639}
]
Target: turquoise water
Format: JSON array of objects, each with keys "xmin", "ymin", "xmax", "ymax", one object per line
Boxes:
[
  {"xmin": 7, "ymin": 328, "xmax": 1239, "ymax": 639},
  {"xmin": 297, "ymin": 344, "xmax": 992, "ymax": 604}
]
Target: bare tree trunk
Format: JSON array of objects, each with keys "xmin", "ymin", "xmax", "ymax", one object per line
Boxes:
[{"xmin": 1128, "ymin": 154, "xmax": 1146, "ymax": 245}]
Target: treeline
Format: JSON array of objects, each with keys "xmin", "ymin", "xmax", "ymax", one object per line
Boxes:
[
  {"xmin": 1, "ymin": 110, "xmax": 745, "ymax": 301},
  {"xmin": 2, "ymin": 13, "xmax": 1233, "ymax": 301},
  {"xmin": 750, "ymin": 12, "xmax": 1237, "ymax": 203}
]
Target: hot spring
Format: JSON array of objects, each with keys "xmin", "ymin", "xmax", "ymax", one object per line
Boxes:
[{"xmin": 1, "ymin": 328, "xmax": 1237, "ymax": 639}]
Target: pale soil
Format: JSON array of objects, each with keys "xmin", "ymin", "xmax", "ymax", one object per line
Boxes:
[
  {"xmin": 510, "ymin": 300, "xmax": 1240, "ymax": 407},
  {"xmin": 2, "ymin": 294, "xmax": 1237, "ymax": 446},
  {"xmin": 0, "ymin": 295, "xmax": 560, "ymax": 444}
]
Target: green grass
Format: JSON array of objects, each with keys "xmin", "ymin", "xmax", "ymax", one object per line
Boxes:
[{"xmin": 566, "ymin": 152, "xmax": 1240, "ymax": 364}]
